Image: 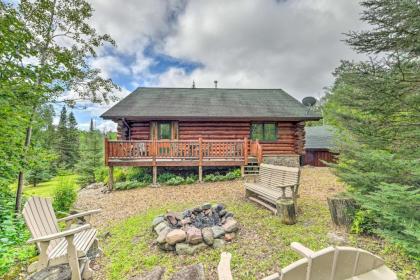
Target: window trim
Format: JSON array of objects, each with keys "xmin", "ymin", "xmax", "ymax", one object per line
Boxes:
[{"xmin": 250, "ymin": 122, "xmax": 278, "ymax": 142}]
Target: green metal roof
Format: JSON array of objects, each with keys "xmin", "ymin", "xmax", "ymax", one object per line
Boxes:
[
  {"xmin": 101, "ymin": 87, "xmax": 321, "ymax": 121},
  {"xmin": 305, "ymin": 125, "xmax": 336, "ymax": 150}
]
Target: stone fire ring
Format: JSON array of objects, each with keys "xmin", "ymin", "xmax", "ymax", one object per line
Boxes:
[{"xmin": 151, "ymin": 203, "xmax": 239, "ymax": 255}]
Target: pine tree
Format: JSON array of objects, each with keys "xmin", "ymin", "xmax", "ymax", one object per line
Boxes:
[
  {"xmin": 67, "ymin": 112, "xmax": 80, "ymax": 169},
  {"xmin": 77, "ymin": 119, "xmax": 103, "ymax": 186},
  {"xmin": 325, "ymin": 0, "xmax": 420, "ymax": 258},
  {"xmin": 56, "ymin": 106, "xmax": 69, "ymax": 168}
]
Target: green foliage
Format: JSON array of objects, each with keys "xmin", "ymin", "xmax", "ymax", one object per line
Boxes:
[
  {"xmin": 94, "ymin": 167, "xmax": 109, "ymax": 184},
  {"xmin": 351, "ymin": 210, "xmax": 377, "ymax": 235},
  {"xmin": 0, "ymin": 191, "xmax": 36, "ymax": 276},
  {"xmin": 324, "ymin": 0, "xmax": 420, "ymax": 260},
  {"xmin": 157, "ymin": 173, "xmax": 177, "ymax": 184},
  {"xmin": 354, "ymin": 183, "xmax": 420, "ymax": 259},
  {"xmin": 76, "ymin": 126, "xmax": 104, "ymax": 187},
  {"xmin": 114, "ymin": 181, "xmax": 147, "ymax": 190},
  {"xmin": 225, "ymin": 169, "xmax": 242, "ymax": 180},
  {"xmin": 165, "ymin": 176, "xmax": 185, "ymax": 186},
  {"xmin": 52, "ymin": 179, "xmax": 78, "ymax": 212},
  {"xmin": 185, "ymin": 175, "xmax": 197, "ymax": 184},
  {"xmin": 125, "ymin": 167, "xmax": 152, "ymax": 183},
  {"xmin": 55, "ymin": 107, "xmax": 80, "ymax": 169}
]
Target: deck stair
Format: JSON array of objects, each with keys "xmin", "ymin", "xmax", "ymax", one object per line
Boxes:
[{"xmin": 244, "ymin": 157, "xmax": 260, "ymax": 175}]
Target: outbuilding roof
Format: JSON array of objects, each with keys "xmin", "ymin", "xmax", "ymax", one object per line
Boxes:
[
  {"xmin": 305, "ymin": 125, "xmax": 336, "ymax": 150},
  {"xmin": 101, "ymin": 87, "xmax": 321, "ymax": 121}
]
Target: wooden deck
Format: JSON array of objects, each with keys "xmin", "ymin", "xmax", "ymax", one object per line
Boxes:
[{"xmin": 105, "ymin": 138, "xmax": 263, "ymax": 167}]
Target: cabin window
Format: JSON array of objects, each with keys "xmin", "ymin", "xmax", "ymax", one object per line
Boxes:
[
  {"xmin": 158, "ymin": 122, "xmax": 172, "ymax": 139},
  {"xmin": 250, "ymin": 123, "xmax": 277, "ymax": 141}
]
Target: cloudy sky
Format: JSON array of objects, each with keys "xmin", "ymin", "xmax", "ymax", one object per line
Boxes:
[{"xmin": 70, "ymin": 0, "xmax": 366, "ymax": 131}]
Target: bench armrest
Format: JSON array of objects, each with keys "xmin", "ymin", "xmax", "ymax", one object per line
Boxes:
[
  {"xmin": 27, "ymin": 224, "xmax": 91, "ymax": 243},
  {"xmin": 218, "ymin": 252, "xmax": 233, "ymax": 280},
  {"xmin": 57, "ymin": 209, "xmax": 101, "ymax": 222},
  {"xmin": 291, "ymin": 242, "xmax": 314, "ymax": 258}
]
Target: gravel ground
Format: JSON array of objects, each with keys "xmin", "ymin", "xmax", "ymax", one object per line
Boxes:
[{"xmin": 75, "ymin": 167, "xmax": 344, "ymax": 230}]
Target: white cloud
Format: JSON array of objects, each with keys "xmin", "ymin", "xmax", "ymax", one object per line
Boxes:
[{"xmin": 91, "ymin": 56, "xmax": 130, "ymax": 79}]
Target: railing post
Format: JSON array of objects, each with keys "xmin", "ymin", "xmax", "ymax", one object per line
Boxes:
[
  {"xmin": 104, "ymin": 138, "xmax": 109, "ymax": 166},
  {"xmin": 198, "ymin": 137, "xmax": 203, "ymax": 183},
  {"xmin": 244, "ymin": 137, "xmax": 248, "ymax": 165}
]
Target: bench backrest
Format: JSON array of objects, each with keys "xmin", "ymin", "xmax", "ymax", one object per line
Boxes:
[
  {"xmin": 258, "ymin": 164, "xmax": 300, "ymax": 188},
  {"xmin": 281, "ymin": 245, "xmax": 395, "ymax": 280},
  {"xmin": 22, "ymin": 197, "xmax": 61, "ymax": 253}
]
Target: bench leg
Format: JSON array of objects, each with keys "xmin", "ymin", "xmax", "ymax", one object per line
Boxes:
[
  {"xmin": 82, "ymin": 259, "xmax": 94, "ymax": 280},
  {"xmin": 245, "ymin": 189, "xmax": 253, "ymax": 198},
  {"xmin": 66, "ymin": 236, "xmax": 82, "ymax": 280}
]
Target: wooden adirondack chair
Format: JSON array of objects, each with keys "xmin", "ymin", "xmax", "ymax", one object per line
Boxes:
[
  {"xmin": 218, "ymin": 242, "xmax": 397, "ymax": 280},
  {"xmin": 23, "ymin": 197, "xmax": 101, "ymax": 280}
]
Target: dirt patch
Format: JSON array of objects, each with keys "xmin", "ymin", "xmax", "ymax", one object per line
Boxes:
[{"xmin": 75, "ymin": 167, "xmax": 343, "ymax": 229}]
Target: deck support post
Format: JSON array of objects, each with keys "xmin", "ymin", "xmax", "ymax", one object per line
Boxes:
[
  {"xmin": 108, "ymin": 166, "xmax": 114, "ymax": 191},
  {"xmin": 198, "ymin": 137, "xmax": 203, "ymax": 183},
  {"xmin": 198, "ymin": 166, "xmax": 203, "ymax": 183},
  {"xmin": 240, "ymin": 165, "xmax": 245, "ymax": 177},
  {"xmin": 152, "ymin": 166, "xmax": 157, "ymax": 186}
]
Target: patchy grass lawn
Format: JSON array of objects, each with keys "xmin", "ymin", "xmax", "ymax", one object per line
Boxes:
[
  {"xmin": 75, "ymin": 168, "xmax": 419, "ymax": 280},
  {"xmin": 21, "ymin": 175, "xmax": 78, "ymax": 198}
]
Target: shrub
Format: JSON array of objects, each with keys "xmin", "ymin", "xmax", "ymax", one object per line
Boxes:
[
  {"xmin": 226, "ymin": 169, "xmax": 241, "ymax": 180},
  {"xmin": 126, "ymin": 167, "xmax": 152, "ymax": 183},
  {"xmin": 351, "ymin": 209, "xmax": 377, "ymax": 235},
  {"xmin": 0, "ymin": 191, "xmax": 36, "ymax": 276},
  {"xmin": 185, "ymin": 175, "xmax": 197, "ymax": 184},
  {"xmin": 158, "ymin": 173, "xmax": 177, "ymax": 183},
  {"xmin": 94, "ymin": 166, "xmax": 108, "ymax": 183},
  {"xmin": 114, "ymin": 180, "xmax": 148, "ymax": 190},
  {"xmin": 52, "ymin": 179, "xmax": 77, "ymax": 213},
  {"xmin": 113, "ymin": 168, "xmax": 126, "ymax": 183},
  {"xmin": 165, "ymin": 176, "xmax": 185, "ymax": 186}
]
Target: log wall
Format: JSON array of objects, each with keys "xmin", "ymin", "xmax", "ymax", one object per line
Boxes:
[{"xmin": 117, "ymin": 120, "xmax": 306, "ymax": 156}]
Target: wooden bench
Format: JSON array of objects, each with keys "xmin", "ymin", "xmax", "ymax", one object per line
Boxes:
[
  {"xmin": 218, "ymin": 242, "xmax": 397, "ymax": 280},
  {"xmin": 245, "ymin": 164, "xmax": 300, "ymax": 214},
  {"xmin": 23, "ymin": 197, "xmax": 101, "ymax": 280}
]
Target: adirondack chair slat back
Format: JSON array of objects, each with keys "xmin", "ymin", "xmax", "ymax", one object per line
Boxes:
[
  {"xmin": 259, "ymin": 164, "xmax": 299, "ymax": 188},
  {"xmin": 281, "ymin": 246, "xmax": 390, "ymax": 280},
  {"xmin": 23, "ymin": 197, "xmax": 61, "ymax": 252}
]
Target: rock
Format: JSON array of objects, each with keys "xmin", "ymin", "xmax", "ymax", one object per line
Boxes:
[
  {"xmin": 130, "ymin": 266, "xmax": 166, "ymax": 280},
  {"xmin": 182, "ymin": 209, "xmax": 192, "ymax": 218},
  {"xmin": 192, "ymin": 207, "xmax": 202, "ymax": 214},
  {"xmin": 175, "ymin": 243, "xmax": 207, "ymax": 255},
  {"xmin": 201, "ymin": 203, "xmax": 212, "ymax": 210},
  {"xmin": 84, "ymin": 182, "xmax": 104, "ymax": 190},
  {"xmin": 201, "ymin": 227, "xmax": 214, "ymax": 245},
  {"xmin": 155, "ymin": 222, "xmax": 170, "ymax": 234},
  {"xmin": 212, "ymin": 239, "xmax": 225, "ymax": 249},
  {"xmin": 211, "ymin": 226, "xmax": 225, "ymax": 238},
  {"xmin": 170, "ymin": 264, "xmax": 205, "ymax": 280},
  {"xmin": 224, "ymin": 212, "xmax": 234, "ymax": 219},
  {"xmin": 166, "ymin": 229, "xmax": 186, "ymax": 245},
  {"xmin": 224, "ymin": 232, "xmax": 236, "ymax": 242},
  {"xmin": 28, "ymin": 264, "xmax": 71, "ymax": 280},
  {"xmin": 156, "ymin": 228, "xmax": 171, "ymax": 244},
  {"xmin": 327, "ymin": 232, "xmax": 347, "ymax": 245},
  {"xmin": 186, "ymin": 227, "xmax": 203, "ymax": 245},
  {"xmin": 214, "ymin": 204, "xmax": 225, "ymax": 213},
  {"xmin": 204, "ymin": 209, "xmax": 212, "ymax": 216},
  {"xmin": 152, "ymin": 216, "xmax": 165, "ymax": 228},
  {"xmin": 158, "ymin": 243, "xmax": 175, "ymax": 251},
  {"xmin": 166, "ymin": 212, "xmax": 181, "ymax": 227},
  {"xmin": 222, "ymin": 217, "xmax": 238, "ymax": 233},
  {"xmin": 181, "ymin": 218, "xmax": 191, "ymax": 226},
  {"xmin": 219, "ymin": 209, "xmax": 227, "ymax": 217}
]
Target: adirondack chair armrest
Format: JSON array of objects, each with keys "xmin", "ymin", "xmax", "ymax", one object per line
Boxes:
[
  {"xmin": 57, "ymin": 209, "xmax": 101, "ymax": 222},
  {"xmin": 27, "ymin": 224, "xmax": 91, "ymax": 243},
  {"xmin": 218, "ymin": 252, "xmax": 233, "ymax": 280},
  {"xmin": 291, "ymin": 242, "xmax": 314, "ymax": 258}
]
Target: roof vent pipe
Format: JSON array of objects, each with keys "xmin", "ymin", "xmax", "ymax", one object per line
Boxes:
[
  {"xmin": 214, "ymin": 80, "xmax": 218, "ymax": 89},
  {"xmin": 192, "ymin": 80, "xmax": 196, "ymax": 89}
]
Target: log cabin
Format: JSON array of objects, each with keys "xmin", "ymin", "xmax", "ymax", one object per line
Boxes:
[
  {"xmin": 101, "ymin": 87, "xmax": 321, "ymax": 185},
  {"xmin": 304, "ymin": 125, "xmax": 338, "ymax": 167}
]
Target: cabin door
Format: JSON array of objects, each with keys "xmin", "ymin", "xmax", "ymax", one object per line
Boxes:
[{"xmin": 150, "ymin": 121, "xmax": 178, "ymax": 140}]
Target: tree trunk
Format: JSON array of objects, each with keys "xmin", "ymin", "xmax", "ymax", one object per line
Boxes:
[
  {"xmin": 276, "ymin": 199, "xmax": 297, "ymax": 225},
  {"xmin": 327, "ymin": 195, "xmax": 357, "ymax": 229},
  {"xmin": 15, "ymin": 124, "xmax": 33, "ymax": 212}
]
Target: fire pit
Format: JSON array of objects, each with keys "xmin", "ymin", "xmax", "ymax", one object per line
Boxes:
[{"xmin": 151, "ymin": 203, "xmax": 239, "ymax": 255}]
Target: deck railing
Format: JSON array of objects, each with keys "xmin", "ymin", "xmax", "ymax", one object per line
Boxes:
[{"xmin": 104, "ymin": 138, "xmax": 262, "ymax": 166}]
